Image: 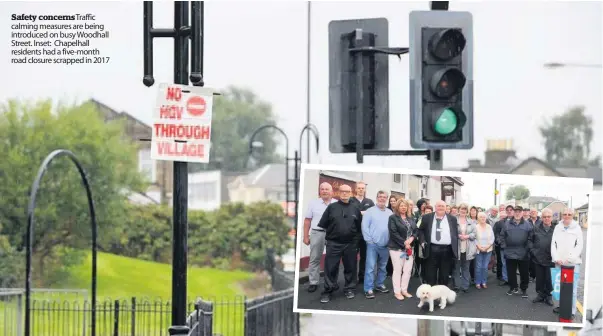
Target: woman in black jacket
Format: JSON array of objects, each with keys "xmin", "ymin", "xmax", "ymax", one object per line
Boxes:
[
  {"xmin": 388, "ymin": 198, "xmax": 418, "ymax": 301},
  {"xmin": 386, "ymin": 195, "xmax": 398, "ymax": 277}
]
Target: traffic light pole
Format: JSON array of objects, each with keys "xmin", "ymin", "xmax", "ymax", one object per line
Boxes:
[{"xmin": 143, "ymin": 2, "xmax": 205, "ymax": 335}]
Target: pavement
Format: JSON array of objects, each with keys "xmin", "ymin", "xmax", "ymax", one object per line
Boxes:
[
  {"xmin": 300, "ymin": 313, "xmax": 417, "ymax": 336},
  {"xmin": 297, "ymin": 260, "xmax": 583, "ymax": 324}
]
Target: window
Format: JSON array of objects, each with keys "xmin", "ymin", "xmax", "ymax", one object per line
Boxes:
[
  {"xmin": 532, "ymin": 170, "xmax": 546, "ymax": 176},
  {"xmin": 393, "ymin": 174, "xmax": 401, "ymax": 183},
  {"xmin": 189, "ymin": 182, "xmax": 218, "ymax": 202},
  {"xmin": 138, "ymin": 148, "xmax": 156, "ymax": 182}
]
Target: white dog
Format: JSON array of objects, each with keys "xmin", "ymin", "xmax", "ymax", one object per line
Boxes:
[{"xmin": 416, "ymin": 284, "xmax": 457, "ymax": 312}]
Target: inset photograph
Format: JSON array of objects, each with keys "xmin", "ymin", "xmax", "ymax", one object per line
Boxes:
[{"xmin": 294, "ymin": 164, "xmax": 594, "ymax": 327}]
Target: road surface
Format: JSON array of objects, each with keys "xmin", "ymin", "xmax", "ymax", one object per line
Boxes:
[{"xmin": 297, "ymin": 256, "xmax": 585, "ymax": 323}]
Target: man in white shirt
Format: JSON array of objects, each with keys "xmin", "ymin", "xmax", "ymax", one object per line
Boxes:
[
  {"xmin": 418, "ymin": 200, "xmax": 459, "ymax": 286},
  {"xmin": 303, "ymin": 182, "xmax": 336, "ymax": 293}
]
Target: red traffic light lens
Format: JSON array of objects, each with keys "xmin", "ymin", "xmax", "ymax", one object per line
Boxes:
[
  {"xmin": 428, "ymin": 29, "xmax": 466, "ymax": 61},
  {"xmin": 429, "ymin": 68, "xmax": 466, "ymax": 99}
]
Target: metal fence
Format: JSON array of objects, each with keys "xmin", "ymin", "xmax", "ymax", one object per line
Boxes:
[{"xmin": 0, "ymin": 252, "xmax": 299, "ymax": 336}]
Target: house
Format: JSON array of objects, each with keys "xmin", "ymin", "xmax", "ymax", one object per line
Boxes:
[
  {"xmin": 88, "ymin": 99, "xmax": 172, "ymax": 203},
  {"xmin": 576, "ymin": 202, "xmax": 589, "ymax": 228},
  {"xmin": 227, "ymin": 164, "xmax": 297, "ymax": 218},
  {"xmin": 188, "ymin": 170, "xmax": 242, "ymax": 211},
  {"xmin": 522, "ymin": 196, "xmax": 567, "ymax": 211},
  {"xmin": 454, "ymin": 139, "xmax": 602, "ymax": 190},
  {"xmin": 305, "ymin": 170, "xmax": 463, "ymax": 207}
]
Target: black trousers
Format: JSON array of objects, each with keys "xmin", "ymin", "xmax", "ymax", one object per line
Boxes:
[
  {"xmin": 450, "ymin": 258, "xmax": 456, "ymax": 287},
  {"xmin": 534, "ymin": 263, "xmax": 553, "ymax": 297},
  {"xmin": 386, "ymin": 257, "xmax": 394, "ymax": 276},
  {"xmin": 495, "ymin": 246, "xmax": 504, "ymax": 280},
  {"xmin": 529, "ymin": 258, "xmax": 536, "ymax": 279},
  {"xmin": 413, "ymin": 244, "xmax": 426, "ymax": 281},
  {"xmin": 357, "ymin": 239, "xmax": 367, "ymax": 281},
  {"xmin": 323, "ymin": 240, "xmax": 357, "ymax": 293},
  {"xmin": 506, "ymin": 258, "xmax": 530, "ymax": 291},
  {"xmin": 425, "ymin": 244, "xmax": 454, "ymax": 286},
  {"xmin": 469, "ymin": 259, "xmax": 475, "ymax": 281}
]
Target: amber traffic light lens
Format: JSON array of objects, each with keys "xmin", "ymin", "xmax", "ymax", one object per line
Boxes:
[
  {"xmin": 429, "ymin": 68, "xmax": 466, "ymax": 99},
  {"xmin": 428, "ymin": 28, "xmax": 466, "ymax": 61}
]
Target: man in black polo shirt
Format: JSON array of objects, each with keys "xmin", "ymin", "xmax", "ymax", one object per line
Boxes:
[
  {"xmin": 318, "ymin": 184, "xmax": 363, "ymax": 303},
  {"xmin": 350, "ymin": 181, "xmax": 375, "ymax": 284}
]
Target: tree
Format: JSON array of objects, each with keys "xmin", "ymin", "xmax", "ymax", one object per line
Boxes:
[
  {"xmin": 0, "ymin": 99, "xmax": 146, "ymax": 284},
  {"xmin": 188, "ymin": 86, "xmax": 282, "ymax": 173},
  {"xmin": 505, "ymin": 185, "xmax": 530, "ymax": 201},
  {"xmin": 539, "ymin": 106, "xmax": 594, "ymax": 166},
  {"xmin": 0, "ymin": 221, "xmax": 24, "ymax": 287}
]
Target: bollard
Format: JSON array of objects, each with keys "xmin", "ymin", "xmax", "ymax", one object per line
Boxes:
[
  {"xmin": 558, "ymin": 265, "xmax": 575, "ymax": 322},
  {"xmin": 168, "ymin": 325, "xmax": 190, "ymax": 336}
]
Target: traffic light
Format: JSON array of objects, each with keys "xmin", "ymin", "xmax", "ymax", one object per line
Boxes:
[
  {"xmin": 409, "ymin": 11, "xmax": 474, "ymax": 150},
  {"xmin": 328, "ymin": 18, "xmax": 390, "ymax": 154}
]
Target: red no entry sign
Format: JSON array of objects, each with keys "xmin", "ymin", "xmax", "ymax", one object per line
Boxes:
[{"xmin": 187, "ymin": 96, "xmax": 206, "ymax": 117}]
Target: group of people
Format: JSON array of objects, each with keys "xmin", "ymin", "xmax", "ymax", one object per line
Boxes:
[{"xmin": 302, "ymin": 181, "xmax": 584, "ymax": 318}]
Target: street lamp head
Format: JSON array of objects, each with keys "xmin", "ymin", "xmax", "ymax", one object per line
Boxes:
[
  {"xmin": 249, "ymin": 141, "xmax": 265, "ymax": 158},
  {"xmin": 544, "ymin": 62, "xmax": 564, "ymax": 69}
]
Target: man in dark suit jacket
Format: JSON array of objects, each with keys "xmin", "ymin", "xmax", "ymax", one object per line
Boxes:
[{"xmin": 418, "ymin": 200, "xmax": 459, "ymax": 286}]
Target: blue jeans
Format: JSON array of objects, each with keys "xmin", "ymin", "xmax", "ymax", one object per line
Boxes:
[
  {"xmin": 364, "ymin": 243, "xmax": 389, "ymax": 292},
  {"xmin": 454, "ymin": 253, "xmax": 471, "ymax": 290},
  {"xmin": 475, "ymin": 251, "xmax": 492, "ymax": 285},
  {"xmin": 500, "ymin": 249, "xmax": 508, "ymax": 281}
]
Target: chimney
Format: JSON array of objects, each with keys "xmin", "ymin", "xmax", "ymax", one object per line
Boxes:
[
  {"xmin": 468, "ymin": 159, "xmax": 481, "ymax": 168},
  {"xmin": 484, "ymin": 139, "xmax": 517, "ymax": 167}
]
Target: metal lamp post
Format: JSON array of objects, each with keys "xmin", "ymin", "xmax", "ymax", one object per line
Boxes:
[{"xmin": 248, "ymin": 123, "xmax": 320, "ymax": 249}]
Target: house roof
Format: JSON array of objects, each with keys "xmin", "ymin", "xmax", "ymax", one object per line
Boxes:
[
  {"xmin": 236, "ymin": 164, "xmax": 295, "ymax": 190},
  {"xmin": 505, "ymin": 157, "xmax": 562, "ymax": 176},
  {"xmin": 524, "ymin": 196, "xmax": 561, "ymax": 204},
  {"xmin": 576, "ymin": 203, "xmax": 589, "ymax": 211},
  {"xmin": 457, "ymin": 156, "xmax": 602, "ymax": 185},
  {"xmin": 87, "ymin": 98, "xmax": 151, "ymax": 129},
  {"xmin": 446, "ymin": 176, "xmax": 464, "ymax": 186}
]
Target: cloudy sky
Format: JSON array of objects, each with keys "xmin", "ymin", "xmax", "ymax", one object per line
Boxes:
[
  {"xmin": 1, "ymin": 1, "xmax": 601, "ymax": 170},
  {"xmin": 459, "ymin": 172, "xmax": 593, "ymax": 209}
]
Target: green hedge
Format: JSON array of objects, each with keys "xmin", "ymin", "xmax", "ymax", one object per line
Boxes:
[{"xmin": 106, "ymin": 201, "xmax": 292, "ymax": 270}]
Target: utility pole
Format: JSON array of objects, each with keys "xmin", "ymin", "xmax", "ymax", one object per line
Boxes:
[
  {"xmin": 494, "ymin": 178, "xmax": 498, "ymax": 205},
  {"xmin": 143, "ymin": 2, "xmax": 205, "ymax": 334}
]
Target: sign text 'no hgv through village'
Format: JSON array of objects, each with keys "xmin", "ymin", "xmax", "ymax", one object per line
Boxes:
[{"xmin": 151, "ymin": 83, "xmax": 217, "ymax": 163}]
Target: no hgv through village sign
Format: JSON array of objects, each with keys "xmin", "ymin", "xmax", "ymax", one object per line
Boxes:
[{"xmin": 151, "ymin": 83, "xmax": 217, "ymax": 163}]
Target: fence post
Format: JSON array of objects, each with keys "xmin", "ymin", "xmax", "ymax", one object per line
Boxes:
[
  {"xmin": 168, "ymin": 326, "xmax": 190, "ymax": 335},
  {"xmin": 17, "ymin": 293, "xmax": 23, "ymax": 336},
  {"xmin": 266, "ymin": 248, "xmax": 276, "ymax": 290},
  {"xmin": 113, "ymin": 300, "xmax": 120, "ymax": 336},
  {"xmin": 130, "ymin": 297, "xmax": 136, "ymax": 336}
]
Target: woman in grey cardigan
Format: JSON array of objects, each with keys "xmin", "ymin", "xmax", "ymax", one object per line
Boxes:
[{"xmin": 454, "ymin": 203, "xmax": 477, "ymax": 292}]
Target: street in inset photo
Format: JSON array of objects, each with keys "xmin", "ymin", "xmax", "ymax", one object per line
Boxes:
[{"xmin": 294, "ymin": 164, "xmax": 595, "ymax": 327}]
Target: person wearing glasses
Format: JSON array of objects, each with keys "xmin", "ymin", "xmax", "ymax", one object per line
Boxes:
[
  {"xmin": 551, "ymin": 208, "xmax": 584, "ymax": 318},
  {"xmin": 317, "ymin": 184, "xmax": 363, "ymax": 303},
  {"xmin": 528, "ymin": 208, "xmax": 555, "ymax": 306}
]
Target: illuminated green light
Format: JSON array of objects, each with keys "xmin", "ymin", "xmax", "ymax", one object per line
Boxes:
[{"xmin": 434, "ymin": 108, "xmax": 458, "ymax": 135}]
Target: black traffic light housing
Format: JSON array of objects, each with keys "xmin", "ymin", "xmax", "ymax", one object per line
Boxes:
[
  {"xmin": 409, "ymin": 11, "xmax": 474, "ymax": 150},
  {"xmin": 328, "ymin": 18, "xmax": 390, "ymax": 157}
]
